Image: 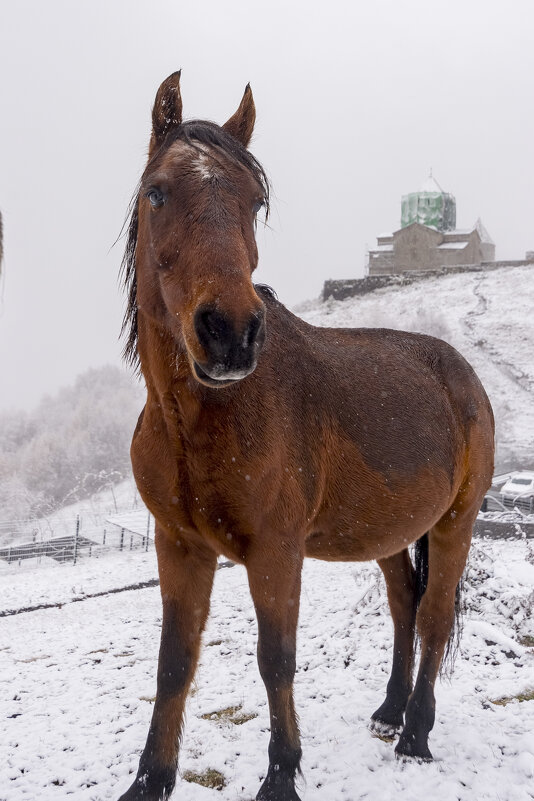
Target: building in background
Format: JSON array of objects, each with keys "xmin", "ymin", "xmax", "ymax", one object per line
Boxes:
[{"xmin": 368, "ymin": 174, "xmax": 495, "ymax": 276}]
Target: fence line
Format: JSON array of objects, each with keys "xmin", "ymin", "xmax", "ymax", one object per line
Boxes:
[
  {"xmin": 2, "ymin": 493, "xmax": 532, "ymax": 572},
  {"xmin": 0, "ymin": 508, "xmax": 155, "ymax": 570}
]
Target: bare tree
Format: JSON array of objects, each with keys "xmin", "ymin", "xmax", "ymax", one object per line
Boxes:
[{"xmin": 0, "ymin": 365, "xmax": 144, "ymax": 519}]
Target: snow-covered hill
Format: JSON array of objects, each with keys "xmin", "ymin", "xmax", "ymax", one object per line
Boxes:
[{"xmin": 298, "ymin": 264, "xmax": 534, "ymax": 471}]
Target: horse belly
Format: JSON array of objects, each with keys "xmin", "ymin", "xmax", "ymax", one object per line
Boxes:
[
  {"xmin": 305, "ymin": 466, "xmax": 453, "ymax": 562},
  {"xmin": 306, "ymin": 522, "xmax": 427, "ymax": 562}
]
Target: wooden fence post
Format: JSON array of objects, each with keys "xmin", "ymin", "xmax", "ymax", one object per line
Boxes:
[{"xmin": 73, "ymin": 515, "xmax": 80, "ymax": 565}]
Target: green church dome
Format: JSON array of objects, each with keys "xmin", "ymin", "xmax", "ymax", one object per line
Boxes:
[{"xmin": 401, "ymin": 173, "xmax": 456, "ymax": 232}]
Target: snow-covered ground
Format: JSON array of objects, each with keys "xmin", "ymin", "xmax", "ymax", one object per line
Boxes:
[
  {"xmin": 299, "ymin": 265, "xmax": 534, "ymax": 471},
  {"xmin": 2, "ymin": 537, "xmax": 533, "ymax": 800},
  {"xmin": 2, "ymin": 265, "xmax": 534, "ymax": 800}
]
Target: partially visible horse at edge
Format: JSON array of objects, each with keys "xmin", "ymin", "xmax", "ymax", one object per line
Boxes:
[
  {"xmin": 117, "ymin": 72, "xmax": 494, "ymax": 801},
  {"xmin": 0, "ymin": 210, "xmax": 3, "ymax": 273}
]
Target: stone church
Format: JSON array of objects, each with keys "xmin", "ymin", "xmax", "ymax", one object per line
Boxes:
[{"xmin": 368, "ymin": 175, "xmax": 495, "ymax": 276}]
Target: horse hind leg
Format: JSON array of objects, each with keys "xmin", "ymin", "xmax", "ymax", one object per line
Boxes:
[
  {"xmin": 370, "ymin": 548, "xmax": 417, "ymax": 737},
  {"xmin": 395, "ymin": 510, "xmax": 473, "ymax": 761}
]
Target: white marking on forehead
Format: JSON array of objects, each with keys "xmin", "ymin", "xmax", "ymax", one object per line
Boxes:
[
  {"xmin": 193, "ymin": 152, "xmax": 216, "ymax": 182},
  {"xmin": 166, "ymin": 139, "xmax": 220, "ymax": 183}
]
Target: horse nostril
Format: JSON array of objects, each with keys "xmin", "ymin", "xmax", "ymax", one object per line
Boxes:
[
  {"xmin": 194, "ymin": 308, "xmax": 231, "ymax": 349},
  {"xmin": 244, "ymin": 310, "xmax": 265, "ymax": 349}
]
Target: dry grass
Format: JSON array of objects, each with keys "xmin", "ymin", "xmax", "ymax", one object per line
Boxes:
[
  {"xmin": 16, "ymin": 655, "xmax": 51, "ymax": 663},
  {"xmin": 491, "ymin": 688, "xmax": 534, "ymax": 706},
  {"xmin": 200, "ymin": 704, "xmax": 258, "ymax": 726},
  {"xmin": 182, "ymin": 768, "xmax": 226, "ymax": 790}
]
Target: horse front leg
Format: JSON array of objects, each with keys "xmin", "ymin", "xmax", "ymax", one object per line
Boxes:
[
  {"xmin": 247, "ymin": 546, "xmax": 303, "ymax": 801},
  {"xmin": 370, "ymin": 549, "xmax": 416, "ymax": 737},
  {"xmin": 118, "ymin": 527, "xmax": 217, "ymax": 801}
]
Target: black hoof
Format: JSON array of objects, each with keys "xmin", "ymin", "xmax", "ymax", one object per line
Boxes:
[
  {"xmin": 118, "ymin": 765, "xmax": 176, "ymax": 801},
  {"xmin": 395, "ymin": 731, "xmax": 433, "ymax": 762},
  {"xmin": 256, "ymin": 771, "xmax": 302, "ymax": 801},
  {"xmin": 371, "ymin": 700, "xmax": 405, "ymax": 729},
  {"xmin": 369, "ymin": 718, "xmax": 401, "ymax": 741}
]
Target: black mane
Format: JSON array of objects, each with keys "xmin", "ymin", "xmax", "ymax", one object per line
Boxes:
[{"xmin": 120, "ymin": 120, "xmax": 271, "ymax": 371}]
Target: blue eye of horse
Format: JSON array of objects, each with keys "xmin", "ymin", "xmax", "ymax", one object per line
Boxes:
[
  {"xmin": 147, "ymin": 188, "xmax": 165, "ymax": 208},
  {"xmin": 253, "ymin": 199, "xmax": 264, "ymax": 215}
]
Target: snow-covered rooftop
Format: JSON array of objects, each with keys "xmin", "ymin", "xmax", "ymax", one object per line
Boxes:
[
  {"xmin": 419, "ymin": 173, "xmax": 445, "ymax": 194},
  {"xmin": 475, "ymin": 217, "xmax": 494, "ymax": 244},
  {"xmin": 437, "ymin": 241, "xmax": 468, "ymax": 250}
]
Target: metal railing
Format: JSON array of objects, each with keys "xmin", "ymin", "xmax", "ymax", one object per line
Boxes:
[
  {"xmin": 0, "ymin": 509, "xmax": 154, "ymax": 569},
  {"xmin": 482, "ymin": 493, "xmax": 534, "ymax": 516}
]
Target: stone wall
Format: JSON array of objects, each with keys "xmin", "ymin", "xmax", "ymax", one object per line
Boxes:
[
  {"xmin": 480, "ymin": 240, "xmax": 496, "ymax": 262},
  {"xmin": 322, "ymin": 260, "xmax": 534, "ymax": 302},
  {"xmin": 436, "ymin": 239, "xmax": 478, "ymax": 268},
  {"xmin": 392, "ymin": 224, "xmax": 443, "ymax": 272},
  {"xmin": 368, "ymin": 251, "xmax": 395, "ymax": 275}
]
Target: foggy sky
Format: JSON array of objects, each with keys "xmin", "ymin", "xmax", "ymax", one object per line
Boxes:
[{"xmin": 1, "ymin": 0, "xmax": 533, "ymax": 411}]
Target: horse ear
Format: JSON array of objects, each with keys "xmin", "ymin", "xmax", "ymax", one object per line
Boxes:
[
  {"xmin": 150, "ymin": 71, "xmax": 183, "ymax": 154},
  {"xmin": 222, "ymin": 84, "xmax": 256, "ymax": 148}
]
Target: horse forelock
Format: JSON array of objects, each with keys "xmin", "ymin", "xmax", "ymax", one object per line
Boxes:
[
  {"xmin": 164, "ymin": 120, "xmax": 270, "ymax": 214},
  {"xmin": 119, "ymin": 119, "xmax": 271, "ymax": 373}
]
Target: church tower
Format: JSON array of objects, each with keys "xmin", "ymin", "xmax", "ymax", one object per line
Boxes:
[{"xmin": 401, "ymin": 172, "xmax": 456, "ymax": 232}]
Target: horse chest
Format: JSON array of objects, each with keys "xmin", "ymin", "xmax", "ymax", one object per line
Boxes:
[{"xmin": 132, "ymin": 412, "xmax": 261, "ymax": 554}]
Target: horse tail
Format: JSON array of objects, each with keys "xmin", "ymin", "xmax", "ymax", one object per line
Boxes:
[
  {"xmin": 413, "ymin": 533, "xmax": 429, "ymax": 610},
  {"xmin": 413, "ymin": 533, "xmax": 464, "ymax": 675}
]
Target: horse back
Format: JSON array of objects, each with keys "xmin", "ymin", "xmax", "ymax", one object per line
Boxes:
[{"xmin": 254, "ymin": 292, "xmax": 494, "ymax": 557}]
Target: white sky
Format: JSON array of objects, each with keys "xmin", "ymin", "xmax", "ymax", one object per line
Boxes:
[{"xmin": 0, "ymin": 0, "xmax": 533, "ymax": 411}]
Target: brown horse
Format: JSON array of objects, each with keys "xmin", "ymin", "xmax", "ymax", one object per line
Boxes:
[{"xmin": 117, "ymin": 72, "xmax": 494, "ymax": 801}]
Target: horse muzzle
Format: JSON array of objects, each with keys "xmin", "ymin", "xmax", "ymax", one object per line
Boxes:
[{"xmin": 191, "ymin": 304, "xmax": 266, "ymax": 387}]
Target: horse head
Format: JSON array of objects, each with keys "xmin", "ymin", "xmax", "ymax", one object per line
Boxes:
[{"xmin": 129, "ymin": 71, "xmax": 269, "ymax": 388}]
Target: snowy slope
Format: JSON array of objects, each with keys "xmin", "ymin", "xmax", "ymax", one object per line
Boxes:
[
  {"xmin": 1, "ymin": 541, "xmax": 533, "ymax": 801},
  {"xmin": 299, "ymin": 265, "xmax": 534, "ymax": 471}
]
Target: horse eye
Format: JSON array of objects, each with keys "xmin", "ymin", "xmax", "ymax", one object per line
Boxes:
[
  {"xmin": 252, "ymin": 199, "xmax": 264, "ymax": 215},
  {"xmin": 147, "ymin": 188, "xmax": 165, "ymax": 208}
]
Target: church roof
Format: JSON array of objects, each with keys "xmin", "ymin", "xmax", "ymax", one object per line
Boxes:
[
  {"xmin": 475, "ymin": 218, "xmax": 494, "ymax": 245},
  {"xmin": 419, "ymin": 174, "xmax": 445, "ymax": 194}
]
